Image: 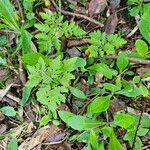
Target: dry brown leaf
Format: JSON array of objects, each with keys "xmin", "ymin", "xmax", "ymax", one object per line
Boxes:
[
  {"xmin": 57, "ymin": 142, "xmax": 72, "ymax": 150},
  {"xmin": 109, "ymin": 99, "xmax": 126, "ymax": 114},
  {"xmin": 105, "ymin": 12, "xmax": 118, "ymax": 34},
  {"xmin": 136, "ymin": 67, "xmax": 148, "ymax": 77},
  {"xmin": 19, "ymin": 125, "xmax": 60, "ymax": 150},
  {"xmin": 74, "ymin": 6, "xmax": 86, "ymax": 14},
  {"xmin": 0, "ymin": 112, "xmax": 5, "ymax": 121},
  {"xmin": 88, "ymin": 0, "xmax": 107, "ymax": 17},
  {"xmin": 109, "ymin": 0, "xmax": 120, "ymax": 10},
  {"xmin": 0, "ymin": 124, "xmax": 7, "ymax": 134},
  {"xmin": 95, "ymin": 72, "xmax": 104, "ymax": 87}
]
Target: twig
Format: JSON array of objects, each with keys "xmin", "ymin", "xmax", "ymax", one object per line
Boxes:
[
  {"xmin": 42, "ymin": 136, "xmax": 67, "ymax": 145},
  {"xmin": 51, "ymin": 0, "xmax": 104, "ymax": 27},
  {"xmin": 105, "ymin": 55, "xmax": 150, "ymax": 65},
  {"xmin": 131, "ymin": 101, "xmax": 145, "ymax": 150},
  {"xmin": 16, "ymin": 0, "xmax": 25, "ymax": 23},
  {"xmin": 127, "ymin": 25, "xmax": 138, "ymax": 38}
]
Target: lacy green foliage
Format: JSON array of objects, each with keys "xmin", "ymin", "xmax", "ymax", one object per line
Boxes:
[
  {"xmin": 35, "ymin": 12, "xmax": 86, "ymax": 52},
  {"xmin": 88, "ymin": 30, "xmax": 127, "ymax": 57},
  {"xmin": 25, "ymin": 56, "xmax": 86, "ymax": 117}
]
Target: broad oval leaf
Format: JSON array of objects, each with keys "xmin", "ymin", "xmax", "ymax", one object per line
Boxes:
[
  {"xmin": 69, "ymin": 87, "xmax": 86, "ymax": 99},
  {"xmin": 113, "ymin": 111, "xmax": 135, "ymax": 129},
  {"xmin": 139, "ymin": 12, "xmax": 150, "ymax": 43},
  {"xmin": 40, "ymin": 115, "xmax": 51, "ymax": 126},
  {"xmin": 7, "ymin": 138, "xmax": 18, "ymax": 150},
  {"xmin": 58, "ymin": 111, "xmax": 75, "ymax": 123},
  {"xmin": 20, "ymin": 86, "xmax": 32, "ymax": 107},
  {"xmin": 89, "ymin": 63, "xmax": 118, "ymax": 79},
  {"xmin": 67, "ymin": 116, "xmax": 104, "ymax": 131},
  {"xmin": 116, "ymin": 52, "xmax": 129, "ymax": 72},
  {"xmin": 109, "ymin": 131, "xmax": 124, "ymax": 150},
  {"xmin": 59, "ymin": 111, "xmax": 104, "ymax": 131},
  {"xmin": 87, "ymin": 96, "xmax": 111, "ymax": 113},
  {"xmin": 0, "ymin": 106, "xmax": 16, "ymax": 117},
  {"xmin": 135, "ymin": 39, "xmax": 148, "ymax": 58}
]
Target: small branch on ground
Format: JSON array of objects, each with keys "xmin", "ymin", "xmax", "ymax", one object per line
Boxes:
[
  {"xmin": 51, "ymin": 0, "xmax": 104, "ymax": 27},
  {"xmin": 106, "ymin": 55, "xmax": 150, "ymax": 65},
  {"xmin": 16, "ymin": 0, "xmax": 25, "ymax": 23},
  {"xmin": 131, "ymin": 100, "xmax": 145, "ymax": 150}
]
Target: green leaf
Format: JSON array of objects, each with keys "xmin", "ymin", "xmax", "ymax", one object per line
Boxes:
[
  {"xmin": 104, "ymin": 77, "xmax": 122, "ymax": 93},
  {"xmin": 109, "ymin": 131, "xmax": 124, "ymax": 150},
  {"xmin": 139, "ymin": 12, "xmax": 150, "ymax": 43},
  {"xmin": 0, "ymin": 35, "xmax": 7, "ymax": 46},
  {"xmin": 0, "ymin": 56, "xmax": 7, "ymax": 65},
  {"xmin": 116, "ymin": 86, "xmax": 141, "ymax": 97},
  {"xmin": 69, "ymin": 87, "xmax": 86, "ymax": 99},
  {"xmin": 117, "ymin": 52, "xmax": 129, "ymax": 72},
  {"xmin": 59, "ymin": 111, "xmax": 104, "ymax": 131},
  {"xmin": 7, "ymin": 137, "xmax": 18, "ymax": 150},
  {"xmin": 99, "ymin": 141, "xmax": 105, "ymax": 150},
  {"xmin": 20, "ymin": 86, "xmax": 32, "ymax": 107},
  {"xmin": 22, "ymin": 52, "xmax": 50, "ymax": 66},
  {"xmin": 20, "ymin": 30, "xmax": 33, "ymax": 54},
  {"xmin": 90, "ymin": 130, "xmax": 98, "ymax": 149},
  {"xmin": 87, "ymin": 96, "xmax": 111, "ymax": 113},
  {"xmin": 137, "ymin": 127, "xmax": 149, "ymax": 136},
  {"xmin": 129, "ymin": 6, "xmax": 140, "ymax": 16},
  {"xmin": 139, "ymin": 84, "xmax": 148, "ymax": 97},
  {"xmin": 67, "ymin": 116, "xmax": 104, "ymax": 131},
  {"xmin": 141, "ymin": 115, "xmax": 150, "ymax": 128},
  {"xmin": 0, "ymin": 0, "xmax": 20, "ymax": 31},
  {"xmin": 40, "ymin": 115, "xmax": 51, "ymax": 126},
  {"xmin": 113, "ymin": 111, "xmax": 135, "ymax": 129},
  {"xmin": 59, "ymin": 111, "xmax": 75, "ymax": 123},
  {"xmin": 0, "ymin": 106, "xmax": 16, "ymax": 117},
  {"xmin": 135, "ymin": 39, "xmax": 148, "ymax": 58},
  {"xmin": 89, "ymin": 63, "xmax": 118, "ymax": 79},
  {"xmin": 63, "ymin": 57, "xmax": 86, "ymax": 72},
  {"xmin": 101, "ymin": 127, "xmax": 113, "ymax": 138}
]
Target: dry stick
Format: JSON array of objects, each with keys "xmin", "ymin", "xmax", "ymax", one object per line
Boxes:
[
  {"xmin": 131, "ymin": 102, "xmax": 145, "ymax": 150},
  {"xmin": 16, "ymin": 0, "xmax": 25, "ymax": 23},
  {"xmin": 105, "ymin": 55, "xmax": 150, "ymax": 65},
  {"xmin": 51, "ymin": 0, "xmax": 104, "ymax": 27}
]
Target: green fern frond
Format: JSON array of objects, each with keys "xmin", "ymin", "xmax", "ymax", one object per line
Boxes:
[
  {"xmin": 88, "ymin": 30, "xmax": 127, "ymax": 57},
  {"xmin": 25, "ymin": 57, "xmax": 86, "ymax": 117},
  {"xmin": 35, "ymin": 12, "xmax": 86, "ymax": 52}
]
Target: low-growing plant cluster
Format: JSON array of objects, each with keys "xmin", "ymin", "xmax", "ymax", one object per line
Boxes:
[{"xmin": 0, "ymin": 0, "xmax": 150, "ymax": 149}]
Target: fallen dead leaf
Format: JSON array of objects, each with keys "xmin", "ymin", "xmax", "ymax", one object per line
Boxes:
[
  {"xmin": 136, "ymin": 67, "xmax": 149, "ymax": 77},
  {"xmin": 19, "ymin": 125, "xmax": 60, "ymax": 150},
  {"xmin": 109, "ymin": 99, "xmax": 126, "ymax": 115},
  {"xmin": 0, "ymin": 124, "xmax": 7, "ymax": 134},
  {"xmin": 44, "ymin": 131, "xmax": 66, "ymax": 143},
  {"xmin": 88, "ymin": 0, "xmax": 107, "ymax": 17},
  {"xmin": 105, "ymin": 12, "xmax": 118, "ymax": 34},
  {"xmin": 74, "ymin": 6, "xmax": 86, "ymax": 15},
  {"xmin": 95, "ymin": 72, "xmax": 104, "ymax": 87},
  {"xmin": 0, "ymin": 112, "xmax": 5, "ymax": 121},
  {"xmin": 57, "ymin": 142, "xmax": 72, "ymax": 150},
  {"xmin": 109, "ymin": 0, "xmax": 120, "ymax": 10},
  {"xmin": 2, "ymin": 96, "xmax": 17, "ymax": 107}
]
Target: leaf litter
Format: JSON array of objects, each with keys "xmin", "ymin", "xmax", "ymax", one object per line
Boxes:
[{"xmin": 0, "ymin": 0, "xmax": 150, "ymax": 149}]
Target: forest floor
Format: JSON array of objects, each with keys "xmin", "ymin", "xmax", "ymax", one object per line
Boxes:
[{"xmin": 0, "ymin": 0, "xmax": 150, "ymax": 150}]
